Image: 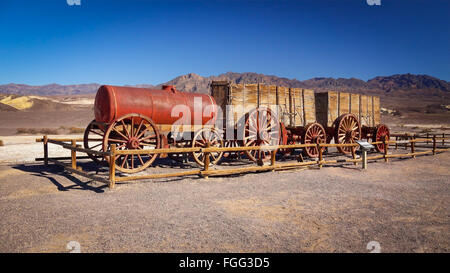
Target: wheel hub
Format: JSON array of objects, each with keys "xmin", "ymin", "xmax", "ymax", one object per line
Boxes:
[
  {"xmin": 260, "ymin": 131, "xmax": 269, "ymax": 141},
  {"xmin": 127, "ymin": 137, "xmax": 140, "ymax": 149},
  {"xmin": 345, "ymin": 130, "xmax": 355, "ymax": 140}
]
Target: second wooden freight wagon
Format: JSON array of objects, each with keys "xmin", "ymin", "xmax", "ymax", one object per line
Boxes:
[{"xmin": 210, "ymin": 81, "xmax": 389, "ymax": 159}]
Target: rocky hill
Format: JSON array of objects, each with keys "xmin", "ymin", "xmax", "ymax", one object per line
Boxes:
[{"xmin": 1, "ymin": 73, "xmax": 449, "ymax": 98}]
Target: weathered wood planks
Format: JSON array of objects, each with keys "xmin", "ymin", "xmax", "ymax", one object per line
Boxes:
[
  {"xmin": 211, "ymin": 81, "xmax": 317, "ymax": 128},
  {"xmin": 314, "ymin": 91, "xmax": 381, "ymax": 127}
]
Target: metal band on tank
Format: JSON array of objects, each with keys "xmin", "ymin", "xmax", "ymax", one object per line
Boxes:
[{"xmin": 110, "ymin": 86, "xmax": 118, "ymax": 121}]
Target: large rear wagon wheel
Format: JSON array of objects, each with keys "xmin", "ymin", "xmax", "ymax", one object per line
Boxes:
[
  {"xmin": 334, "ymin": 114, "xmax": 361, "ymax": 155},
  {"xmin": 302, "ymin": 123, "xmax": 327, "ymax": 158},
  {"xmin": 83, "ymin": 120, "xmax": 107, "ymax": 165},
  {"xmin": 103, "ymin": 114, "xmax": 160, "ymax": 173},
  {"xmin": 242, "ymin": 108, "xmax": 280, "ymax": 162},
  {"xmin": 373, "ymin": 124, "xmax": 390, "ymax": 153}
]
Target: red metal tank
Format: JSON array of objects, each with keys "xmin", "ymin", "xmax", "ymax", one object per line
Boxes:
[{"xmin": 94, "ymin": 85, "xmax": 217, "ymax": 126}]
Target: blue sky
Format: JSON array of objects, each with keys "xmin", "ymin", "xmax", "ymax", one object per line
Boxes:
[{"xmin": 0, "ymin": 0, "xmax": 449, "ymax": 85}]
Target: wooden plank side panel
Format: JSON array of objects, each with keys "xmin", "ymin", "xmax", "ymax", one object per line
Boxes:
[
  {"xmin": 339, "ymin": 92, "xmax": 350, "ymax": 116},
  {"xmin": 350, "ymin": 93, "xmax": 360, "ymax": 121},
  {"xmin": 290, "ymin": 88, "xmax": 304, "ymax": 127},
  {"xmin": 314, "ymin": 92, "xmax": 329, "ymax": 127},
  {"xmin": 360, "ymin": 95, "xmax": 369, "ymax": 127},
  {"xmin": 230, "ymin": 84, "xmax": 245, "ymax": 126},
  {"xmin": 268, "ymin": 85, "xmax": 280, "ymax": 121},
  {"xmin": 303, "ymin": 89, "xmax": 316, "ymax": 124},
  {"xmin": 268, "ymin": 85, "xmax": 278, "ymax": 106},
  {"xmin": 210, "ymin": 82, "xmax": 229, "ymax": 129},
  {"xmin": 328, "ymin": 91, "xmax": 339, "ymax": 127},
  {"xmin": 277, "ymin": 86, "xmax": 289, "ymax": 125},
  {"xmin": 244, "ymin": 84, "xmax": 258, "ymax": 115},
  {"xmin": 373, "ymin": 96, "xmax": 381, "ymax": 126},
  {"xmin": 259, "ymin": 84, "xmax": 270, "ymax": 108},
  {"xmin": 367, "ymin": 95, "xmax": 373, "ymax": 127}
]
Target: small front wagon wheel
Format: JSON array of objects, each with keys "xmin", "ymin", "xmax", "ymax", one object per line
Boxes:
[{"xmin": 191, "ymin": 128, "xmax": 224, "ymax": 167}]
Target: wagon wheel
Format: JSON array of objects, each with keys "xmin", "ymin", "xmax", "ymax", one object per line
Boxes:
[
  {"xmin": 83, "ymin": 120, "xmax": 107, "ymax": 165},
  {"xmin": 168, "ymin": 140, "xmax": 191, "ymax": 163},
  {"xmin": 302, "ymin": 123, "xmax": 327, "ymax": 158},
  {"xmin": 103, "ymin": 113, "xmax": 160, "ymax": 173},
  {"xmin": 191, "ymin": 128, "xmax": 224, "ymax": 167},
  {"xmin": 242, "ymin": 108, "xmax": 280, "ymax": 162},
  {"xmin": 334, "ymin": 113, "xmax": 361, "ymax": 155},
  {"xmin": 222, "ymin": 140, "xmax": 243, "ymax": 159},
  {"xmin": 372, "ymin": 124, "xmax": 390, "ymax": 153}
]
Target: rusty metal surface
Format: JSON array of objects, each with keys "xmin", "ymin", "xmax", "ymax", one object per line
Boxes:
[{"xmin": 94, "ymin": 85, "xmax": 217, "ymax": 126}]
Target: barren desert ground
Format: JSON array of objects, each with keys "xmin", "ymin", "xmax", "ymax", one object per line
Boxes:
[
  {"xmin": 0, "ymin": 95, "xmax": 449, "ymax": 253},
  {"xmin": 0, "ymin": 150, "xmax": 448, "ymax": 252}
]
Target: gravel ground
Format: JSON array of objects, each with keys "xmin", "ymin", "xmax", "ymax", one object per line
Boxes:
[{"xmin": 0, "ymin": 144, "xmax": 449, "ymax": 253}]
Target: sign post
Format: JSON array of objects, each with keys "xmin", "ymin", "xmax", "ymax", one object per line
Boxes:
[{"xmin": 356, "ymin": 140, "xmax": 375, "ymax": 170}]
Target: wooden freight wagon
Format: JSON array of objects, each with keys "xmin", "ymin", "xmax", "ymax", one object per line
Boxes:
[
  {"xmin": 210, "ymin": 81, "xmax": 280, "ymax": 162},
  {"xmin": 315, "ymin": 91, "xmax": 389, "ymax": 154},
  {"xmin": 210, "ymin": 81, "xmax": 327, "ymax": 159}
]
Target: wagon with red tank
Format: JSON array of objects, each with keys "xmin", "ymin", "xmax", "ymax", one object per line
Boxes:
[
  {"xmin": 83, "ymin": 84, "xmax": 219, "ymax": 173},
  {"xmin": 83, "ymin": 82, "xmax": 389, "ymax": 174}
]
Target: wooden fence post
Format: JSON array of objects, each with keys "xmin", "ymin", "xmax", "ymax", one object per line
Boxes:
[
  {"xmin": 443, "ymin": 133, "xmax": 445, "ymax": 146},
  {"xmin": 404, "ymin": 133, "xmax": 408, "ymax": 150},
  {"xmin": 384, "ymin": 136, "xmax": 389, "ymax": 163},
  {"xmin": 426, "ymin": 133, "xmax": 429, "ymax": 145},
  {"xmin": 351, "ymin": 146, "xmax": 357, "ymax": 165},
  {"xmin": 109, "ymin": 144, "xmax": 116, "ymax": 189},
  {"xmin": 43, "ymin": 135, "xmax": 48, "ymax": 166},
  {"xmin": 411, "ymin": 137, "xmax": 415, "ymax": 159},
  {"xmin": 433, "ymin": 135, "xmax": 437, "ymax": 155},
  {"xmin": 203, "ymin": 142, "xmax": 210, "ymax": 179},
  {"xmin": 71, "ymin": 139, "xmax": 77, "ymax": 169},
  {"xmin": 270, "ymin": 149, "xmax": 276, "ymax": 171},
  {"xmin": 318, "ymin": 143, "xmax": 323, "ymax": 169},
  {"xmin": 395, "ymin": 136, "xmax": 398, "ymax": 150}
]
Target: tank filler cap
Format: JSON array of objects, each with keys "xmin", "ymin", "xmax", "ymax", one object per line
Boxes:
[{"xmin": 162, "ymin": 85, "xmax": 177, "ymax": 93}]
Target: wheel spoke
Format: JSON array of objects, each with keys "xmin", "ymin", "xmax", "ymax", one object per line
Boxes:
[
  {"xmin": 140, "ymin": 134, "xmax": 156, "ymax": 142},
  {"xmin": 137, "ymin": 154, "xmax": 144, "ymax": 165},
  {"xmin": 108, "ymin": 138, "xmax": 127, "ymax": 143},
  {"xmin": 112, "ymin": 127, "xmax": 129, "ymax": 141},
  {"xmin": 121, "ymin": 155, "xmax": 129, "ymax": 168},
  {"xmin": 89, "ymin": 130, "xmax": 104, "ymax": 137},
  {"xmin": 121, "ymin": 120, "xmax": 131, "ymax": 138},
  {"xmin": 134, "ymin": 119, "xmax": 144, "ymax": 138}
]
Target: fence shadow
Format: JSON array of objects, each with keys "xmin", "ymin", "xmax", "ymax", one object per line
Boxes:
[{"xmin": 12, "ymin": 163, "xmax": 107, "ymax": 193}]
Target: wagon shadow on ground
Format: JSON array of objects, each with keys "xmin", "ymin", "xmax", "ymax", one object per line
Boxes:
[
  {"xmin": 12, "ymin": 162, "xmax": 108, "ymax": 193},
  {"xmin": 11, "ymin": 148, "xmax": 435, "ymax": 193}
]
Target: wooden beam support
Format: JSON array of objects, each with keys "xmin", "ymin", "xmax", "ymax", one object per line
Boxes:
[
  {"xmin": 71, "ymin": 139, "xmax": 77, "ymax": 169},
  {"xmin": 43, "ymin": 135, "xmax": 48, "ymax": 166},
  {"xmin": 109, "ymin": 144, "xmax": 116, "ymax": 189}
]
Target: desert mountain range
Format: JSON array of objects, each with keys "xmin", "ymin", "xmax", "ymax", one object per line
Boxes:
[{"xmin": 0, "ymin": 72, "xmax": 449, "ymax": 98}]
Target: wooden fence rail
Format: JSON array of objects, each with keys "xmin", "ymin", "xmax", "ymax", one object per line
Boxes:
[{"xmin": 36, "ymin": 134, "xmax": 450, "ymax": 189}]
